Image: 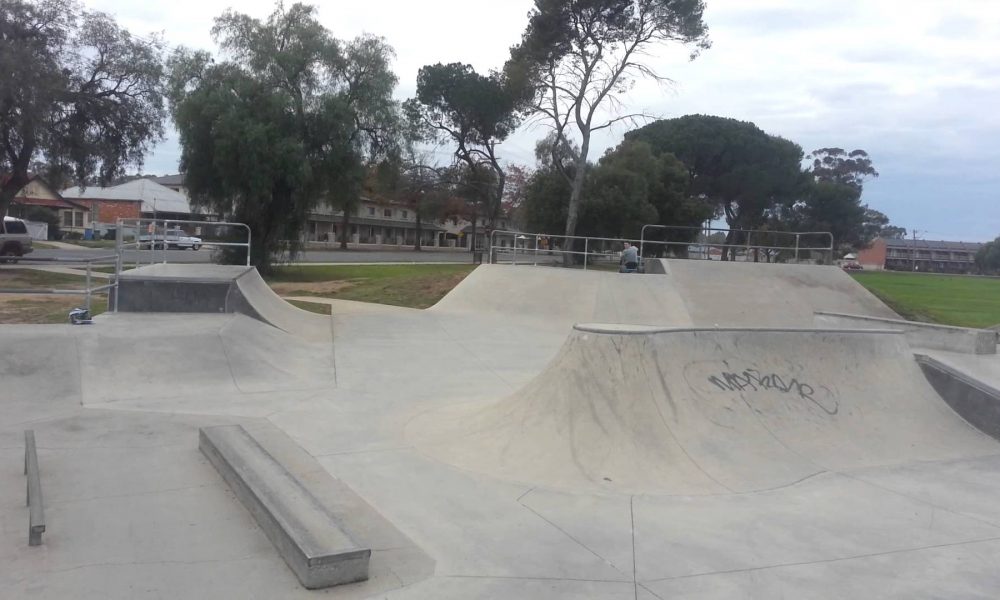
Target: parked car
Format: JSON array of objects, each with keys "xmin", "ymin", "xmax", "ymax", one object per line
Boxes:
[
  {"xmin": 842, "ymin": 262, "xmax": 863, "ymax": 271},
  {"xmin": 139, "ymin": 228, "xmax": 202, "ymax": 250},
  {"xmin": 1, "ymin": 216, "xmax": 34, "ymax": 263}
]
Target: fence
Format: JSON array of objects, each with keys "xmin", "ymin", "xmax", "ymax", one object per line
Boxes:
[
  {"xmin": 489, "ymin": 226, "xmax": 835, "ymax": 270},
  {"xmin": 115, "ymin": 218, "xmax": 252, "ymax": 271},
  {"xmin": 0, "ymin": 253, "xmax": 117, "ymax": 314},
  {"xmin": 640, "ymin": 225, "xmax": 835, "ymax": 265}
]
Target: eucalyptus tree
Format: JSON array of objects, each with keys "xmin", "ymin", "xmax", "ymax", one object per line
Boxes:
[
  {"xmin": 506, "ymin": 0, "xmax": 710, "ymax": 249},
  {"xmin": 1, "ymin": 0, "xmax": 166, "ymax": 216}
]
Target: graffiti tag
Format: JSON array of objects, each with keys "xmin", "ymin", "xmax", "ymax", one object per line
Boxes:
[{"xmin": 707, "ymin": 369, "xmax": 837, "ymax": 415}]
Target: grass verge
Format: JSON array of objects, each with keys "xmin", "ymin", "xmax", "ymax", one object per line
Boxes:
[
  {"xmin": 851, "ymin": 271, "xmax": 1000, "ymax": 329},
  {"xmin": 0, "ymin": 268, "xmax": 108, "ymax": 323},
  {"xmin": 266, "ymin": 264, "xmax": 477, "ymax": 309},
  {"xmin": 286, "ymin": 299, "xmax": 332, "ymax": 315}
]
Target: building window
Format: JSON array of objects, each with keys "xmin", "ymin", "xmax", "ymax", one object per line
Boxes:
[
  {"xmin": 384, "ymin": 208, "xmax": 392, "ymax": 218},
  {"xmin": 62, "ymin": 211, "xmax": 73, "ymax": 227},
  {"xmin": 402, "ymin": 210, "xmax": 408, "ymax": 219},
  {"xmin": 367, "ymin": 206, "xmax": 375, "ymax": 216},
  {"xmin": 62, "ymin": 210, "xmax": 85, "ymax": 227}
]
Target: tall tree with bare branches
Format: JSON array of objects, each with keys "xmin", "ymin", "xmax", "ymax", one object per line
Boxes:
[{"xmin": 506, "ymin": 0, "xmax": 709, "ymax": 249}]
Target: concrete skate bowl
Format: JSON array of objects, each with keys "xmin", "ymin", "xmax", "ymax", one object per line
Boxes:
[
  {"xmin": 408, "ymin": 326, "xmax": 998, "ymax": 495},
  {"xmin": 430, "ymin": 263, "xmax": 692, "ymax": 329},
  {"xmin": 658, "ymin": 259, "xmax": 899, "ymax": 327},
  {"xmin": 117, "ymin": 264, "xmax": 332, "ymax": 343}
]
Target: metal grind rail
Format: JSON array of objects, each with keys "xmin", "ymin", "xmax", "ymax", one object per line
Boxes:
[{"xmin": 0, "ymin": 253, "xmax": 118, "ymax": 314}]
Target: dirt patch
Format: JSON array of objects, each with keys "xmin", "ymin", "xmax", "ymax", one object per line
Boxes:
[{"xmin": 269, "ymin": 280, "xmax": 354, "ymax": 296}]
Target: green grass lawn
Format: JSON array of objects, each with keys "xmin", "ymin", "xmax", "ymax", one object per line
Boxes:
[
  {"xmin": 266, "ymin": 264, "xmax": 477, "ymax": 309},
  {"xmin": 851, "ymin": 271, "xmax": 1000, "ymax": 329},
  {"xmin": 0, "ymin": 268, "xmax": 107, "ymax": 323}
]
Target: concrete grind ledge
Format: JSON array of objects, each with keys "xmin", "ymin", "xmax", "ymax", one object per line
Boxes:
[
  {"xmin": 199, "ymin": 425, "xmax": 370, "ymax": 589},
  {"xmin": 815, "ymin": 311, "xmax": 997, "ymax": 355}
]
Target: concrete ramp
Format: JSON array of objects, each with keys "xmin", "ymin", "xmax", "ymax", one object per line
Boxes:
[
  {"xmin": 117, "ymin": 264, "xmax": 332, "ymax": 343},
  {"xmin": 409, "ymin": 326, "xmax": 997, "ymax": 495},
  {"xmin": 662, "ymin": 259, "xmax": 898, "ymax": 327},
  {"xmin": 431, "ymin": 264, "xmax": 691, "ymax": 329}
]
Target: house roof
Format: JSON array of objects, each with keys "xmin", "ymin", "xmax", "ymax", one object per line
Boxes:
[
  {"xmin": 151, "ymin": 174, "xmax": 185, "ymax": 187},
  {"xmin": 883, "ymin": 238, "xmax": 984, "ymax": 252},
  {"xmin": 63, "ymin": 179, "xmax": 194, "ymax": 214}
]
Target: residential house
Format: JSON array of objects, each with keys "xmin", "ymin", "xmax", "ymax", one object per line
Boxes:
[
  {"xmin": 858, "ymin": 238, "xmax": 984, "ymax": 274},
  {"xmin": 62, "ymin": 178, "xmax": 213, "ymax": 234},
  {"xmin": 5, "ymin": 175, "xmax": 92, "ymax": 236}
]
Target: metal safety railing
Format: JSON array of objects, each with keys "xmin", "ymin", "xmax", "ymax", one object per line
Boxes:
[
  {"xmin": 115, "ymin": 217, "xmax": 251, "ymax": 269},
  {"xmin": 488, "ymin": 230, "xmax": 658, "ymax": 270},
  {"xmin": 0, "ymin": 252, "xmax": 118, "ymax": 314},
  {"xmin": 489, "ymin": 225, "xmax": 835, "ymax": 270},
  {"xmin": 640, "ymin": 225, "xmax": 835, "ymax": 265}
]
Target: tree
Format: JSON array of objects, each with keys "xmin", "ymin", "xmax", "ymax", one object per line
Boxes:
[
  {"xmin": 807, "ymin": 148, "xmax": 878, "ymax": 192},
  {"xmin": 405, "ymin": 63, "xmax": 523, "ymax": 250},
  {"xmin": 627, "ymin": 115, "xmax": 804, "ymax": 259},
  {"xmin": 975, "ymin": 238, "xmax": 1000, "ymax": 275},
  {"xmin": 506, "ymin": 0, "xmax": 710, "ymax": 253},
  {"xmin": 1, "ymin": 0, "xmax": 166, "ymax": 218},
  {"xmin": 168, "ymin": 3, "xmax": 398, "ymax": 269},
  {"xmin": 861, "ymin": 208, "xmax": 905, "ymax": 241},
  {"xmin": 595, "ymin": 139, "xmax": 710, "ymax": 255}
]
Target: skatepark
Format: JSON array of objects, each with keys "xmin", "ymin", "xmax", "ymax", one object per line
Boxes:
[{"xmin": 4, "ymin": 257, "xmax": 1000, "ymax": 598}]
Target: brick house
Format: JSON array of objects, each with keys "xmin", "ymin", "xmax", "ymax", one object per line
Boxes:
[
  {"xmin": 62, "ymin": 178, "xmax": 206, "ymax": 234},
  {"xmin": 858, "ymin": 238, "xmax": 984, "ymax": 274}
]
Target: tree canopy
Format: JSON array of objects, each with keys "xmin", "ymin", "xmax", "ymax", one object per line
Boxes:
[
  {"xmin": 404, "ymin": 63, "xmax": 523, "ymax": 234},
  {"xmin": 168, "ymin": 2, "xmax": 398, "ymax": 269},
  {"xmin": 506, "ymin": 0, "xmax": 710, "ymax": 249},
  {"xmin": 1, "ymin": 0, "xmax": 166, "ymax": 217}
]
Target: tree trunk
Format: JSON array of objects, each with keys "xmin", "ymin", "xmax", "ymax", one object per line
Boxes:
[
  {"xmin": 339, "ymin": 207, "xmax": 350, "ymax": 250},
  {"xmin": 0, "ymin": 172, "xmax": 30, "ymax": 218},
  {"xmin": 563, "ymin": 145, "xmax": 589, "ymax": 266},
  {"xmin": 470, "ymin": 209, "xmax": 477, "ymax": 253}
]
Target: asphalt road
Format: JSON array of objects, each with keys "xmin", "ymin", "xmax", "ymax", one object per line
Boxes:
[{"xmin": 24, "ymin": 247, "xmax": 477, "ymax": 265}]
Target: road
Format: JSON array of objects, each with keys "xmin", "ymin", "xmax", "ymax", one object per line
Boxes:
[{"xmin": 23, "ymin": 247, "xmax": 477, "ymax": 265}]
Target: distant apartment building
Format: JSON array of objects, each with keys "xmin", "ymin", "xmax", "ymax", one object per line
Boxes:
[
  {"xmin": 306, "ymin": 200, "xmax": 512, "ymax": 249},
  {"xmin": 858, "ymin": 238, "xmax": 984, "ymax": 274}
]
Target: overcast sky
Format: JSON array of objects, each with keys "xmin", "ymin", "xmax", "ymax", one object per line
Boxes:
[{"xmin": 88, "ymin": 0, "xmax": 1000, "ymax": 242}]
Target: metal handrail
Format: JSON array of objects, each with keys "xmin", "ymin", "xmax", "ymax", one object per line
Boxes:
[
  {"xmin": 0, "ymin": 253, "xmax": 118, "ymax": 315},
  {"xmin": 488, "ymin": 230, "xmax": 657, "ymax": 270},
  {"xmin": 639, "ymin": 224, "xmax": 834, "ymax": 264}
]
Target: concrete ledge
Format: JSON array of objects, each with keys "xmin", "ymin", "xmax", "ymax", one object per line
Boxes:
[
  {"xmin": 815, "ymin": 311, "xmax": 997, "ymax": 355},
  {"xmin": 24, "ymin": 430, "xmax": 45, "ymax": 546},
  {"xmin": 917, "ymin": 354, "xmax": 1000, "ymax": 440},
  {"xmin": 199, "ymin": 425, "xmax": 370, "ymax": 588}
]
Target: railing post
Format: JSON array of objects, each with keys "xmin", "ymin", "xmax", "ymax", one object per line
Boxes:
[
  {"xmin": 534, "ymin": 234, "xmax": 539, "ymax": 266},
  {"xmin": 795, "ymin": 234, "xmax": 800, "ymax": 264},
  {"xmin": 584, "ymin": 238, "xmax": 589, "ymax": 270},
  {"xmin": 85, "ymin": 261, "xmax": 92, "ymax": 313},
  {"xmin": 512, "ymin": 234, "xmax": 517, "ymax": 266}
]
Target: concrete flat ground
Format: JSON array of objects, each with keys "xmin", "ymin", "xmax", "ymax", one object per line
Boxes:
[{"xmin": 3, "ymin": 260, "xmax": 1000, "ymax": 599}]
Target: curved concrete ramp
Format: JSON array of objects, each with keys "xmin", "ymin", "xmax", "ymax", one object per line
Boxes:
[
  {"xmin": 409, "ymin": 326, "xmax": 997, "ymax": 495},
  {"xmin": 231, "ymin": 269, "xmax": 332, "ymax": 343},
  {"xmin": 117, "ymin": 264, "xmax": 332, "ymax": 343},
  {"xmin": 431, "ymin": 264, "xmax": 691, "ymax": 329},
  {"xmin": 661, "ymin": 259, "xmax": 898, "ymax": 327}
]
